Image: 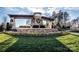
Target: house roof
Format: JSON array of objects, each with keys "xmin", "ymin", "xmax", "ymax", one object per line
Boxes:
[{"xmin": 8, "ymin": 14, "xmax": 54, "ymax": 21}]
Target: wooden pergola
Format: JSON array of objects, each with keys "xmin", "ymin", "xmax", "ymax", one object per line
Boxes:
[{"xmin": 8, "ymin": 13, "xmax": 54, "ymax": 29}]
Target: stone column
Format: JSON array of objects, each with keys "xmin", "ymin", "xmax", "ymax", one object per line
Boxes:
[
  {"xmin": 46, "ymin": 20, "xmax": 49, "ymax": 28},
  {"xmin": 10, "ymin": 17, "xmax": 16, "ymax": 29},
  {"xmin": 48, "ymin": 21, "xmax": 52, "ymax": 29}
]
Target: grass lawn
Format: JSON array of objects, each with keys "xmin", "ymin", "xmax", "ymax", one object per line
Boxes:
[{"xmin": 0, "ymin": 32, "xmax": 79, "ymax": 52}]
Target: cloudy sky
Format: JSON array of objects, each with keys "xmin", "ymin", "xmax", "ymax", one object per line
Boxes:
[{"xmin": 0, "ymin": 7, "xmax": 79, "ymax": 27}]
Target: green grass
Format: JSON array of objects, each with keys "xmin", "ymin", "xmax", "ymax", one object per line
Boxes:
[
  {"xmin": 57, "ymin": 34, "xmax": 79, "ymax": 52},
  {"xmin": 0, "ymin": 33, "xmax": 79, "ymax": 52},
  {"xmin": 0, "ymin": 34, "xmax": 11, "ymax": 43},
  {"xmin": 0, "ymin": 33, "xmax": 17, "ymax": 51}
]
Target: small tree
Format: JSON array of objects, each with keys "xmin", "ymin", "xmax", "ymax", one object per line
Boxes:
[{"xmin": 0, "ymin": 23, "xmax": 4, "ymax": 32}]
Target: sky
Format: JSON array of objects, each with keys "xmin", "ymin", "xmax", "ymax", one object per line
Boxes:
[{"xmin": 0, "ymin": 7, "xmax": 79, "ymax": 27}]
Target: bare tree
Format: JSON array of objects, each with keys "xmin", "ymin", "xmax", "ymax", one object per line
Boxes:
[
  {"xmin": 55, "ymin": 10, "xmax": 69, "ymax": 30},
  {"xmin": 52, "ymin": 11, "xmax": 58, "ymax": 28},
  {"xmin": 63, "ymin": 11, "xmax": 69, "ymax": 27},
  {"xmin": 56, "ymin": 10, "xmax": 64, "ymax": 30},
  {"xmin": 2, "ymin": 16, "xmax": 7, "ymax": 32}
]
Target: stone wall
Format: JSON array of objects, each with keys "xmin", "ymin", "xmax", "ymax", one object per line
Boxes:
[{"xmin": 16, "ymin": 28, "xmax": 58, "ymax": 34}]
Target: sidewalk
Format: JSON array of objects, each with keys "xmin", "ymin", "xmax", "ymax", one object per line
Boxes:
[{"xmin": 69, "ymin": 32, "xmax": 79, "ymax": 35}]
